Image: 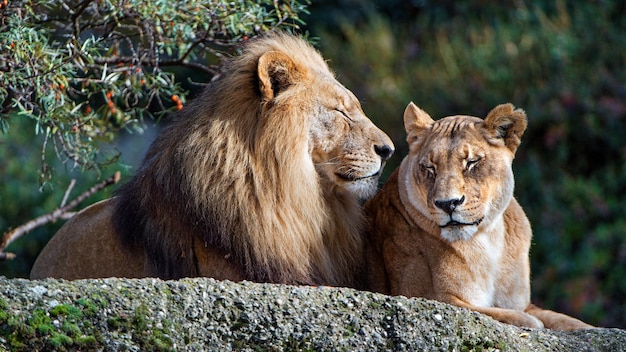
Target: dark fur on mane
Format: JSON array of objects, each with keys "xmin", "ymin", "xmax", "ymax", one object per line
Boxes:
[
  {"xmin": 113, "ymin": 80, "xmax": 255, "ymax": 280},
  {"xmin": 113, "ymin": 41, "xmax": 259, "ymax": 279},
  {"xmin": 113, "ymin": 32, "xmax": 318, "ymax": 281}
]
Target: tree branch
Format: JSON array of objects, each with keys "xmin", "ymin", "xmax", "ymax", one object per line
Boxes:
[{"xmin": 0, "ymin": 171, "xmax": 121, "ymax": 261}]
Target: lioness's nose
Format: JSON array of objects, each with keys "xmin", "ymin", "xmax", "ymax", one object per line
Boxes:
[
  {"xmin": 374, "ymin": 144, "xmax": 394, "ymax": 161},
  {"xmin": 434, "ymin": 196, "xmax": 465, "ymax": 215}
]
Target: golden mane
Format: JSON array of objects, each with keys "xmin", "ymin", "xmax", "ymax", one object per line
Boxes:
[{"xmin": 113, "ymin": 32, "xmax": 371, "ymax": 285}]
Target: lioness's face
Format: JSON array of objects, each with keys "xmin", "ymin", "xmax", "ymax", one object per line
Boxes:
[
  {"xmin": 409, "ymin": 118, "xmax": 515, "ymax": 242},
  {"xmin": 309, "ymin": 78, "xmax": 394, "ymax": 201},
  {"xmin": 401, "ymin": 103, "xmax": 526, "ymax": 242}
]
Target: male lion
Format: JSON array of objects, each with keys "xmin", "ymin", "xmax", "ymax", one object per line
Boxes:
[
  {"xmin": 31, "ymin": 32, "xmax": 394, "ymax": 286},
  {"xmin": 364, "ymin": 102, "xmax": 593, "ymax": 331}
]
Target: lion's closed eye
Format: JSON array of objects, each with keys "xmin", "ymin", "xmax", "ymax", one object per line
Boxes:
[{"xmin": 335, "ymin": 109, "xmax": 353, "ymax": 121}]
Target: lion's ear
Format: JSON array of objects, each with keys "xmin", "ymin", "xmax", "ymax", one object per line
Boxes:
[
  {"xmin": 483, "ymin": 103, "xmax": 528, "ymax": 153},
  {"xmin": 404, "ymin": 102, "xmax": 434, "ymax": 145},
  {"xmin": 258, "ymin": 51, "xmax": 300, "ymax": 101}
]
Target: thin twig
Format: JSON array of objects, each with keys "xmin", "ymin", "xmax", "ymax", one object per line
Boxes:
[
  {"xmin": 0, "ymin": 171, "xmax": 121, "ymax": 261},
  {"xmin": 60, "ymin": 179, "xmax": 77, "ymax": 207}
]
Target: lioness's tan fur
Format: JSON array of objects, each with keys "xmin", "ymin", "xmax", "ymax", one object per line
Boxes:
[
  {"xmin": 364, "ymin": 102, "xmax": 593, "ymax": 331},
  {"xmin": 31, "ymin": 32, "xmax": 394, "ymax": 285}
]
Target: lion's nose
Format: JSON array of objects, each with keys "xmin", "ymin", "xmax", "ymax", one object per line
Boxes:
[
  {"xmin": 374, "ymin": 144, "xmax": 394, "ymax": 161},
  {"xmin": 434, "ymin": 196, "xmax": 465, "ymax": 215}
]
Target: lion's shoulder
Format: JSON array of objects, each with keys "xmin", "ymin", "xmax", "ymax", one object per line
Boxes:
[{"xmin": 31, "ymin": 198, "xmax": 146, "ymax": 279}]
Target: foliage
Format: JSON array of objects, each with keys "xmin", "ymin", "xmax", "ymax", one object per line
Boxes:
[
  {"xmin": 309, "ymin": 0, "xmax": 626, "ymax": 327},
  {"xmin": 0, "ymin": 0, "xmax": 309, "ymax": 181},
  {"xmin": 0, "ymin": 116, "xmax": 123, "ymax": 277}
]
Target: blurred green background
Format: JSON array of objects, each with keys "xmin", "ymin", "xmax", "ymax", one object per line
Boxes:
[{"xmin": 1, "ymin": 0, "xmax": 625, "ymax": 328}]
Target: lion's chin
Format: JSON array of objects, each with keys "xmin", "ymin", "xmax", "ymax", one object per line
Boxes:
[
  {"xmin": 340, "ymin": 176, "xmax": 380, "ymax": 203},
  {"xmin": 440, "ymin": 225, "xmax": 479, "ymax": 242}
]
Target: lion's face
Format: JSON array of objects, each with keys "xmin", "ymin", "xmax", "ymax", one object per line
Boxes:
[
  {"xmin": 400, "ymin": 103, "xmax": 527, "ymax": 242},
  {"xmin": 257, "ymin": 49, "xmax": 394, "ymax": 202},
  {"xmin": 308, "ymin": 78, "xmax": 394, "ymax": 201}
]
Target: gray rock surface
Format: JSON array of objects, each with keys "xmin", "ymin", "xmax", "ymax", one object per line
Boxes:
[{"xmin": 0, "ymin": 277, "xmax": 623, "ymax": 351}]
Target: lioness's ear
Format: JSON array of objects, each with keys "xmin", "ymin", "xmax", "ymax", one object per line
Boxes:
[
  {"xmin": 258, "ymin": 51, "xmax": 300, "ymax": 101},
  {"xmin": 483, "ymin": 103, "xmax": 527, "ymax": 153},
  {"xmin": 404, "ymin": 102, "xmax": 434, "ymax": 145}
]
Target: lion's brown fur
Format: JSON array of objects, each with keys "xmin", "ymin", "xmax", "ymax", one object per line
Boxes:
[
  {"xmin": 31, "ymin": 32, "xmax": 393, "ymax": 286},
  {"xmin": 364, "ymin": 102, "xmax": 593, "ymax": 331}
]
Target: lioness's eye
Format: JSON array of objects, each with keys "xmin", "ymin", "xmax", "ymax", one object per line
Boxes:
[
  {"xmin": 465, "ymin": 157, "xmax": 481, "ymax": 171},
  {"xmin": 420, "ymin": 164, "xmax": 436, "ymax": 179}
]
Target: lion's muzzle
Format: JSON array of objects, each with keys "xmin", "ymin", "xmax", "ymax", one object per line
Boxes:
[{"xmin": 374, "ymin": 143, "xmax": 394, "ymax": 161}]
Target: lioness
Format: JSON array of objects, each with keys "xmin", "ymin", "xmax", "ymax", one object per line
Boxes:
[
  {"xmin": 364, "ymin": 102, "xmax": 594, "ymax": 331},
  {"xmin": 31, "ymin": 32, "xmax": 394, "ymax": 285}
]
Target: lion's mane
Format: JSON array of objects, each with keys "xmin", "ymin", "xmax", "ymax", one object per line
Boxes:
[{"xmin": 113, "ymin": 32, "xmax": 364, "ymax": 285}]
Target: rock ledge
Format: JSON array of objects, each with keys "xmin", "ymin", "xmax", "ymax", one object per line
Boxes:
[{"xmin": 0, "ymin": 277, "xmax": 623, "ymax": 351}]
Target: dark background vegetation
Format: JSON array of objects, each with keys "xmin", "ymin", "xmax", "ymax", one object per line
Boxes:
[{"xmin": 1, "ymin": 0, "xmax": 625, "ymax": 328}]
